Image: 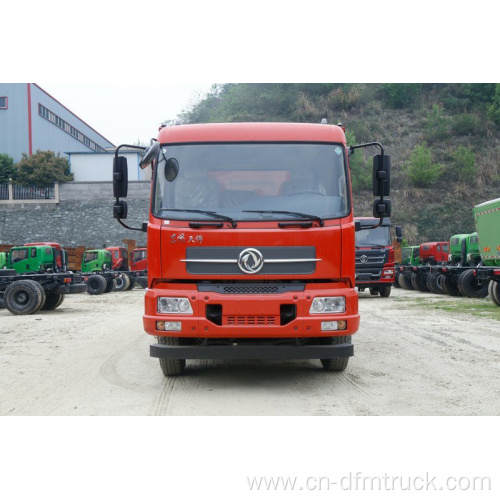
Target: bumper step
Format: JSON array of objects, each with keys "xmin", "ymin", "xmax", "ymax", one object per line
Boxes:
[{"xmin": 150, "ymin": 343, "xmax": 354, "ymax": 360}]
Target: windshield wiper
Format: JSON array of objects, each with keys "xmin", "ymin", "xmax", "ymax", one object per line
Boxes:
[
  {"xmin": 356, "ymin": 244, "xmax": 386, "ymax": 248},
  {"xmin": 242, "ymin": 210, "xmax": 324, "ymax": 227},
  {"xmin": 158, "ymin": 208, "xmax": 237, "ymax": 228}
]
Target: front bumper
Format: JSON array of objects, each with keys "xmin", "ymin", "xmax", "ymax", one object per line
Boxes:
[
  {"xmin": 144, "ymin": 283, "xmax": 359, "ymax": 339},
  {"xmin": 150, "ymin": 342, "xmax": 353, "ymax": 360}
]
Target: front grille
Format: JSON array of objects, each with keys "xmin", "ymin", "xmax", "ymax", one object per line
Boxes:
[
  {"xmin": 185, "ymin": 246, "xmax": 317, "ymax": 275},
  {"xmin": 226, "ymin": 315, "xmax": 277, "ymax": 326},
  {"xmin": 355, "ymin": 249, "xmax": 386, "ymax": 266},
  {"xmin": 223, "ymin": 285, "xmax": 280, "ymax": 294},
  {"xmin": 198, "ymin": 283, "xmax": 306, "ymax": 294}
]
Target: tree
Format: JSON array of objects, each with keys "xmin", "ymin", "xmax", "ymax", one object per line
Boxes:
[
  {"xmin": 14, "ymin": 150, "xmax": 73, "ymax": 186},
  {"xmin": 380, "ymin": 83, "xmax": 421, "ymax": 108},
  {"xmin": 0, "ymin": 153, "xmax": 15, "ymax": 183},
  {"xmin": 406, "ymin": 143, "xmax": 443, "ymax": 187},
  {"xmin": 452, "ymin": 145, "xmax": 476, "ymax": 183}
]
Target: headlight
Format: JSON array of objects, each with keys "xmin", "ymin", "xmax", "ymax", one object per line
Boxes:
[
  {"xmin": 310, "ymin": 296, "xmax": 345, "ymax": 314},
  {"xmin": 158, "ymin": 297, "xmax": 193, "ymax": 314}
]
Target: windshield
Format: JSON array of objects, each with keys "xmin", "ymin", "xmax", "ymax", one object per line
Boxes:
[
  {"xmin": 355, "ymin": 226, "xmax": 391, "ymax": 246},
  {"xmin": 133, "ymin": 250, "xmax": 147, "ymax": 263},
  {"xmin": 153, "ymin": 143, "xmax": 349, "ymax": 221},
  {"xmin": 84, "ymin": 252, "xmax": 98, "ymax": 263}
]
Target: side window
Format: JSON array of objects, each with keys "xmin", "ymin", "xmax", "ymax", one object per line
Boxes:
[
  {"xmin": 437, "ymin": 245, "xmax": 441, "ymax": 252},
  {"xmin": 0, "ymin": 97, "xmax": 7, "ymax": 109},
  {"xmin": 31, "ymin": 248, "xmax": 37, "ymax": 258}
]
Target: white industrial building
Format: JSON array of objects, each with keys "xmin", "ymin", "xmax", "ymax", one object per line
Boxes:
[{"xmin": 66, "ymin": 150, "xmax": 151, "ymax": 182}]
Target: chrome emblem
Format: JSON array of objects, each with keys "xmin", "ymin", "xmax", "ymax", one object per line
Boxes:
[
  {"xmin": 238, "ymin": 248, "xmax": 264, "ymax": 274},
  {"xmin": 360, "ymin": 255, "xmax": 368, "ymax": 264}
]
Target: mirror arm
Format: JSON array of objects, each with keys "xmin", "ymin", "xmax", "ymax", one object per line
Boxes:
[
  {"xmin": 114, "ymin": 144, "xmax": 146, "ymax": 159},
  {"xmin": 117, "ymin": 219, "xmax": 147, "ymax": 233}
]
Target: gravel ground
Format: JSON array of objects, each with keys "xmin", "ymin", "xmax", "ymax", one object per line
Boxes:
[{"xmin": 1, "ymin": 287, "xmax": 499, "ymax": 416}]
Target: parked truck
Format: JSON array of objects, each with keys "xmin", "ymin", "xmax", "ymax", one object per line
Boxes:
[
  {"xmin": 111, "ymin": 122, "xmax": 391, "ymax": 376},
  {"xmin": 354, "ymin": 217, "xmax": 401, "ymax": 297},
  {"xmin": 131, "ymin": 247, "xmax": 148, "ymax": 289},
  {"xmin": 398, "ymin": 246, "xmax": 419, "ymax": 289},
  {"xmin": 473, "ymin": 197, "xmax": 500, "ymax": 306},
  {"xmin": 81, "ymin": 249, "xmax": 119, "ymax": 294},
  {"xmin": 0, "ymin": 244, "xmax": 86, "ymax": 314}
]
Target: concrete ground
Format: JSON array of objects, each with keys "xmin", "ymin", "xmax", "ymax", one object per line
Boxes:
[{"xmin": 1, "ymin": 287, "xmax": 499, "ymax": 416}]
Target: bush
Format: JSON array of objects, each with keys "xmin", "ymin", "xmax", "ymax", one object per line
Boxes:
[
  {"xmin": 14, "ymin": 150, "xmax": 73, "ymax": 186},
  {"xmin": 406, "ymin": 143, "xmax": 443, "ymax": 187},
  {"xmin": 452, "ymin": 145, "xmax": 476, "ymax": 183},
  {"xmin": 424, "ymin": 105, "xmax": 449, "ymax": 142},
  {"xmin": 451, "ymin": 113, "xmax": 477, "ymax": 136},
  {"xmin": 487, "ymin": 84, "xmax": 500, "ymax": 126},
  {"xmin": 0, "ymin": 153, "xmax": 15, "ymax": 183},
  {"xmin": 345, "ymin": 130, "xmax": 371, "ymax": 191},
  {"xmin": 380, "ymin": 83, "xmax": 421, "ymax": 108}
]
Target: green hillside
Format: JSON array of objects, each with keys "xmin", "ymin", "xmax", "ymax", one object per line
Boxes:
[{"xmin": 179, "ymin": 84, "xmax": 500, "ymax": 244}]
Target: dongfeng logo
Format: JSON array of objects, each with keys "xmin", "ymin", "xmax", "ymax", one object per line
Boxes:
[
  {"xmin": 360, "ymin": 255, "xmax": 368, "ymax": 264},
  {"xmin": 238, "ymin": 248, "xmax": 264, "ymax": 274}
]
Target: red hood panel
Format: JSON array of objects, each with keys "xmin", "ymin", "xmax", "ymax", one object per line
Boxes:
[{"xmin": 160, "ymin": 225, "xmax": 343, "ymax": 280}]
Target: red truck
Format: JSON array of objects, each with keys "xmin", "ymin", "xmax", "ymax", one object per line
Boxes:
[
  {"xmin": 419, "ymin": 241, "xmax": 449, "ymax": 265},
  {"xmin": 131, "ymin": 248, "xmax": 147, "ymax": 271},
  {"xmin": 354, "ymin": 217, "xmax": 401, "ymax": 297},
  {"xmin": 111, "ymin": 122, "xmax": 391, "ymax": 375}
]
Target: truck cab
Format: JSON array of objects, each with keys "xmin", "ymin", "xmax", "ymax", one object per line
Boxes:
[
  {"xmin": 8, "ymin": 245, "xmax": 56, "ymax": 273},
  {"xmin": 401, "ymin": 246, "xmax": 420, "ymax": 267},
  {"xmin": 112, "ymin": 122, "xmax": 391, "ymax": 375},
  {"xmin": 449, "ymin": 233, "xmax": 481, "ymax": 266},
  {"xmin": 81, "ymin": 249, "xmax": 112, "ymax": 273},
  {"xmin": 131, "ymin": 248, "xmax": 147, "ymax": 271},
  {"xmin": 354, "ymin": 217, "xmax": 398, "ymax": 297},
  {"xmin": 106, "ymin": 246, "xmax": 129, "ymax": 271},
  {"xmin": 24, "ymin": 242, "xmax": 67, "ymax": 272},
  {"xmin": 419, "ymin": 241, "xmax": 449, "ymax": 265}
]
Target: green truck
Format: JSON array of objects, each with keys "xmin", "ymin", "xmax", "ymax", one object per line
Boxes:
[
  {"xmin": 448, "ymin": 233, "xmax": 481, "ymax": 266},
  {"xmin": 0, "ymin": 244, "xmax": 87, "ymax": 314},
  {"xmin": 397, "ymin": 246, "xmax": 420, "ymax": 290},
  {"xmin": 81, "ymin": 249, "xmax": 118, "ymax": 295},
  {"xmin": 0, "ymin": 252, "xmax": 7, "ymax": 269},
  {"xmin": 473, "ymin": 197, "xmax": 500, "ymax": 306}
]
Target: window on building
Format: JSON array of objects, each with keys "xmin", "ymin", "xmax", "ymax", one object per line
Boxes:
[
  {"xmin": 0, "ymin": 97, "xmax": 7, "ymax": 109},
  {"xmin": 37, "ymin": 103, "xmax": 107, "ymax": 152}
]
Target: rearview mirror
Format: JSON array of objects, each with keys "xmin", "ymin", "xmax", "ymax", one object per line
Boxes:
[
  {"xmin": 113, "ymin": 156, "xmax": 128, "ymax": 198},
  {"xmin": 140, "ymin": 141, "xmax": 160, "ymax": 168},
  {"xmin": 164, "ymin": 158, "xmax": 179, "ymax": 182},
  {"xmin": 113, "ymin": 200, "xmax": 128, "ymax": 220},
  {"xmin": 372, "ymin": 154, "xmax": 391, "ymax": 197},
  {"xmin": 373, "ymin": 199, "xmax": 392, "ymax": 218},
  {"xmin": 396, "ymin": 225, "xmax": 403, "ymax": 238}
]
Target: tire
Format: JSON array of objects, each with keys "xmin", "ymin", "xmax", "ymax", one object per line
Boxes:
[
  {"xmin": 441, "ymin": 275, "xmax": 461, "ymax": 296},
  {"xmin": 0, "ymin": 293, "xmax": 5, "ymax": 309},
  {"xmin": 399, "ymin": 273, "xmax": 414, "ymax": 290},
  {"xmin": 87, "ymin": 275, "xmax": 107, "ymax": 295},
  {"xmin": 488, "ymin": 281, "xmax": 500, "ymax": 306},
  {"xmin": 126, "ymin": 277, "xmax": 137, "ymax": 290},
  {"xmin": 369, "ymin": 288, "xmax": 379, "ymax": 296},
  {"xmin": 114, "ymin": 274, "xmax": 130, "ymax": 292},
  {"xmin": 4, "ymin": 280, "xmax": 45, "ymax": 315},
  {"xmin": 320, "ymin": 335, "xmax": 351, "ymax": 372},
  {"xmin": 427, "ymin": 273, "xmax": 443, "ymax": 294},
  {"xmin": 103, "ymin": 278, "xmax": 116, "ymax": 294},
  {"xmin": 458, "ymin": 269, "xmax": 489, "ymax": 298},
  {"xmin": 42, "ymin": 293, "xmax": 65, "ymax": 311},
  {"xmin": 411, "ymin": 273, "xmax": 429, "ymax": 292},
  {"xmin": 379, "ymin": 285, "xmax": 391, "ymax": 297},
  {"xmin": 393, "ymin": 272, "xmax": 401, "ymax": 288},
  {"xmin": 139, "ymin": 280, "xmax": 148, "ymax": 289},
  {"xmin": 436, "ymin": 275, "xmax": 447, "ymax": 293},
  {"xmin": 158, "ymin": 336, "xmax": 186, "ymax": 376}
]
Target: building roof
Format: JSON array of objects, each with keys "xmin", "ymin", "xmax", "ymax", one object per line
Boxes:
[
  {"xmin": 157, "ymin": 122, "xmax": 347, "ymax": 144},
  {"xmin": 64, "ymin": 149, "xmax": 140, "ymax": 155},
  {"xmin": 34, "ymin": 83, "xmax": 115, "ymax": 147}
]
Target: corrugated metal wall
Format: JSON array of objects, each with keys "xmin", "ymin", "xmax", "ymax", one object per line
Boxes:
[
  {"xmin": 0, "ymin": 83, "xmax": 115, "ymax": 162},
  {"xmin": 0, "ymin": 83, "xmax": 29, "ymax": 162}
]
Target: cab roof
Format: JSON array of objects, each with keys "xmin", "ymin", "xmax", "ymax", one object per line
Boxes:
[{"xmin": 157, "ymin": 122, "xmax": 347, "ymax": 144}]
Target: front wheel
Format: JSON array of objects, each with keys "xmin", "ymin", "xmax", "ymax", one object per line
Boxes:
[
  {"xmin": 158, "ymin": 336, "xmax": 186, "ymax": 376},
  {"xmin": 369, "ymin": 288, "xmax": 379, "ymax": 296},
  {"xmin": 458, "ymin": 269, "xmax": 489, "ymax": 299},
  {"xmin": 320, "ymin": 335, "xmax": 351, "ymax": 372},
  {"xmin": 114, "ymin": 274, "xmax": 130, "ymax": 292},
  {"xmin": 379, "ymin": 285, "xmax": 391, "ymax": 297}
]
